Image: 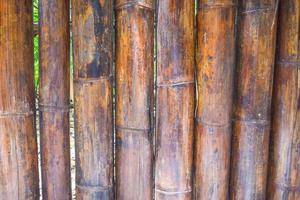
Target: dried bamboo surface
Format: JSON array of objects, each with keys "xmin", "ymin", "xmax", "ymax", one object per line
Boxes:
[
  {"xmin": 72, "ymin": 0, "xmax": 114, "ymax": 199},
  {"xmin": 267, "ymin": 0, "xmax": 300, "ymax": 199},
  {"xmin": 115, "ymin": 0, "xmax": 154, "ymax": 199},
  {"xmin": 39, "ymin": 0, "xmax": 71, "ymax": 199},
  {"xmin": 155, "ymin": 1, "xmax": 195, "ymax": 200},
  {"xmin": 195, "ymin": 0, "xmax": 236, "ymax": 199},
  {"xmin": 230, "ymin": 0, "xmax": 278, "ymax": 199},
  {"xmin": 0, "ymin": 1, "xmax": 39, "ymax": 199}
]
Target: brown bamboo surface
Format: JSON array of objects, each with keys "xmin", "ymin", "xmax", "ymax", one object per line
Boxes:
[
  {"xmin": 72, "ymin": 0, "xmax": 114, "ymax": 199},
  {"xmin": 195, "ymin": 0, "xmax": 236, "ymax": 199},
  {"xmin": 39, "ymin": 0, "xmax": 71, "ymax": 199},
  {"xmin": 155, "ymin": 1, "xmax": 195, "ymax": 200},
  {"xmin": 0, "ymin": 1, "xmax": 39, "ymax": 199},
  {"xmin": 115, "ymin": 0, "xmax": 154, "ymax": 199},
  {"xmin": 230, "ymin": 0, "xmax": 278, "ymax": 199},
  {"xmin": 267, "ymin": 0, "xmax": 300, "ymax": 199}
]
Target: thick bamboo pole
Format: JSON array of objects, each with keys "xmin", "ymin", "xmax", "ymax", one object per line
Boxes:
[
  {"xmin": 0, "ymin": 1, "xmax": 39, "ymax": 199},
  {"xmin": 39, "ymin": 0, "xmax": 71, "ymax": 199},
  {"xmin": 155, "ymin": 1, "xmax": 195, "ymax": 199},
  {"xmin": 115, "ymin": 0, "xmax": 154, "ymax": 199},
  {"xmin": 230, "ymin": 0, "xmax": 278, "ymax": 199},
  {"xmin": 194, "ymin": 0, "xmax": 236, "ymax": 199},
  {"xmin": 72, "ymin": 1, "xmax": 114, "ymax": 199},
  {"xmin": 267, "ymin": 0, "xmax": 300, "ymax": 199}
]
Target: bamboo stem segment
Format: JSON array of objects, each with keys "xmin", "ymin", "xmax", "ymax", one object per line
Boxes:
[
  {"xmin": 267, "ymin": 0, "xmax": 300, "ymax": 199},
  {"xmin": 39, "ymin": 0, "xmax": 71, "ymax": 199},
  {"xmin": 230, "ymin": 0, "xmax": 278, "ymax": 199},
  {"xmin": 115, "ymin": 0, "xmax": 154, "ymax": 199},
  {"xmin": 72, "ymin": 0, "xmax": 114, "ymax": 199},
  {"xmin": 195, "ymin": 0, "xmax": 236, "ymax": 199},
  {"xmin": 155, "ymin": 1, "xmax": 195, "ymax": 199},
  {"xmin": 0, "ymin": 1, "xmax": 39, "ymax": 199}
]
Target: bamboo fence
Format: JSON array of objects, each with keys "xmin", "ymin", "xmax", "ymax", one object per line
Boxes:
[
  {"xmin": 39, "ymin": 0, "xmax": 71, "ymax": 199},
  {"xmin": 0, "ymin": 0, "xmax": 299, "ymax": 200},
  {"xmin": 155, "ymin": 1, "xmax": 195, "ymax": 199}
]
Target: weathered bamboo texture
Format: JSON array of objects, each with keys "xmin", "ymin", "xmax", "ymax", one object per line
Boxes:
[
  {"xmin": 155, "ymin": 1, "xmax": 195, "ymax": 200},
  {"xmin": 0, "ymin": 1, "xmax": 39, "ymax": 199},
  {"xmin": 39, "ymin": 0, "xmax": 71, "ymax": 199},
  {"xmin": 72, "ymin": 0, "xmax": 114, "ymax": 199},
  {"xmin": 230, "ymin": 0, "xmax": 278, "ymax": 199},
  {"xmin": 267, "ymin": 0, "xmax": 300, "ymax": 199},
  {"xmin": 115, "ymin": 0, "xmax": 154, "ymax": 199},
  {"xmin": 194, "ymin": 0, "xmax": 236, "ymax": 199}
]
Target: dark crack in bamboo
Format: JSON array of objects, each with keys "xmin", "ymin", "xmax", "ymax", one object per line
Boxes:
[
  {"xmin": 195, "ymin": 0, "xmax": 236, "ymax": 199},
  {"xmin": 39, "ymin": 0, "xmax": 71, "ymax": 199},
  {"xmin": 0, "ymin": 1, "xmax": 39, "ymax": 199},
  {"xmin": 230, "ymin": 0, "xmax": 278, "ymax": 199},
  {"xmin": 267, "ymin": 0, "xmax": 300, "ymax": 199},
  {"xmin": 155, "ymin": 1, "xmax": 195, "ymax": 200},
  {"xmin": 72, "ymin": 0, "xmax": 114, "ymax": 199},
  {"xmin": 115, "ymin": 0, "xmax": 154, "ymax": 199}
]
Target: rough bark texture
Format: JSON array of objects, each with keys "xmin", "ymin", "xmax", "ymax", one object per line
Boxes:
[
  {"xmin": 155, "ymin": 1, "xmax": 195, "ymax": 200},
  {"xmin": 230, "ymin": 0, "xmax": 278, "ymax": 199},
  {"xmin": 267, "ymin": 0, "xmax": 300, "ymax": 199},
  {"xmin": 39, "ymin": 1, "xmax": 71, "ymax": 199},
  {"xmin": 72, "ymin": 0, "xmax": 114, "ymax": 199},
  {"xmin": 115, "ymin": 0, "xmax": 154, "ymax": 199},
  {"xmin": 0, "ymin": 1, "xmax": 39, "ymax": 199},
  {"xmin": 195, "ymin": 0, "xmax": 236, "ymax": 199}
]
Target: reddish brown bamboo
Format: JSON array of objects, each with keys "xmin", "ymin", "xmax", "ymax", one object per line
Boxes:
[
  {"xmin": 155, "ymin": 1, "xmax": 195, "ymax": 199},
  {"xmin": 0, "ymin": 1, "xmax": 39, "ymax": 199},
  {"xmin": 230, "ymin": 0, "xmax": 278, "ymax": 199},
  {"xmin": 72, "ymin": 0, "xmax": 114, "ymax": 199},
  {"xmin": 194, "ymin": 0, "xmax": 236, "ymax": 199},
  {"xmin": 39, "ymin": 0, "xmax": 71, "ymax": 199},
  {"xmin": 267, "ymin": 0, "xmax": 300, "ymax": 199},
  {"xmin": 115, "ymin": 0, "xmax": 154, "ymax": 199}
]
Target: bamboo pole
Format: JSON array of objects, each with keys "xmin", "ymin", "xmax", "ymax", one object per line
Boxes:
[
  {"xmin": 39, "ymin": 0, "xmax": 71, "ymax": 199},
  {"xmin": 155, "ymin": 1, "xmax": 195, "ymax": 199},
  {"xmin": 230, "ymin": 0, "xmax": 278, "ymax": 199},
  {"xmin": 115, "ymin": 0, "xmax": 154, "ymax": 199},
  {"xmin": 194, "ymin": 0, "xmax": 236, "ymax": 199},
  {"xmin": 0, "ymin": 1, "xmax": 39, "ymax": 199},
  {"xmin": 72, "ymin": 0, "xmax": 114, "ymax": 199},
  {"xmin": 267, "ymin": 0, "xmax": 300, "ymax": 199}
]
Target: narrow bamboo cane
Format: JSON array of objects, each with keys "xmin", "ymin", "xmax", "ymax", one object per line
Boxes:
[
  {"xmin": 0, "ymin": 1, "xmax": 39, "ymax": 199},
  {"xmin": 72, "ymin": 0, "xmax": 114, "ymax": 199},
  {"xmin": 267, "ymin": 0, "xmax": 300, "ymax": 199},
  {"xmin": 115, "ymin": 0, "xmax": 154, "ymax": 199},
  {"xmin": 155, "ymin": 1, "xmax": 195, "ymax": 199},
  {"xmin": 39, "ymin": 0, "xmax": 71, "ymax": 199},
  {"xmin": 230, "ymin": 0, "xmax": 278, "ymax": 199},
  {"xmin": 194, "ymin": 0, "xmax": 236, "ymax": 199}
]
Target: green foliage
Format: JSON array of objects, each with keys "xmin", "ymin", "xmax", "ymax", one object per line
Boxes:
[{"xmin": 33, "ymin": 0, "xmax": 39, "ymax": 89}]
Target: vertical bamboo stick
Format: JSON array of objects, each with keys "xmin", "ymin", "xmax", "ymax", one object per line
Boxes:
[
  {"xmin": 115, "ymin": 0, "xmax": 154, "ymax": 199},
  {"xmin": 194, "ymin": 0, "xmax": 236, "ymax": 199},
  {"xmin": 230, "ymin": 0, "xmax": 278, "ymax": 199},
  {"xmin": 267, "ymin": 0, "xmax": 300, "ymax": 199},
  {"xmin": 72, "ymin": 0, "xmax": 114, "ymax": 199},
  {"xmin": 0, "ymin": 1, "xmax": 39, "ymax": 199},
  {"xmin": 155, "ymin": 1, "xmax": 195, "ymax": 199},
  {"xmin": 39, "ymin": 0, "xmax": 71, "ymax": 199}
]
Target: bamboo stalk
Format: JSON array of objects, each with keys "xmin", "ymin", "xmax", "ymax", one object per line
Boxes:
[
  {"xmin": 267, "ymin": 0, "xmax": 300, "ymax": 199},
  {"xmin": 115, "ymin": 0, "xmax": 154, "ymax": 199},
  {"xmin": 230, "ymin": 0, "xmax": 278, "ymax": 199},
  {"xmin": 155, "ymin": 1, "xmax": 195, "ymax": 199},
  {"xmin": 72, "ymin": 0, "xmax": 114, "ymax": 199},
  {"xmin": 39, "ymin": 0, "xmax": 71, "ymax": 199},
  {"xmin": 194, "ymin": 0, "xmax": 236, "ymax": 199},
  {"xmin": 0, "ymin": 1, "xmax": 39, "ymax": 199}
]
